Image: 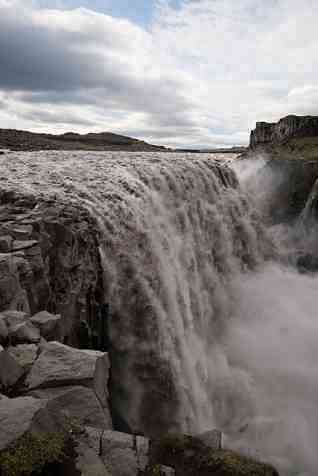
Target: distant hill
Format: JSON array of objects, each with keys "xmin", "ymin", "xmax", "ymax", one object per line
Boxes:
[{"xmin": 0, "ymin": 129, "xmax": 167, "ymax": 152}]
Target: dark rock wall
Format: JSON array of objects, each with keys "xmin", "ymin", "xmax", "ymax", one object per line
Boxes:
[
  {"xmin": 250, "ymin": 115, "xmax": 318, "ymax": 149},
  {"xmin": 0, "ymin": 190, "xmax": 104, "ymax": 345}
]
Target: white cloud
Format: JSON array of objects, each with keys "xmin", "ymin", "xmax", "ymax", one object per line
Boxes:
[{"xmin": 0, "ymin": 0, "xmax": 318, "ymax": 147}]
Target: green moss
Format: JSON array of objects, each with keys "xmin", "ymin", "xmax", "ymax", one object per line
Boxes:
[
  {"xmin": 150, "ymin": 433, "xmax": 279, "ymax": 476},
  {"xmin": 0, "ymin": 432, "xmax": 66, "ymax": 476}
]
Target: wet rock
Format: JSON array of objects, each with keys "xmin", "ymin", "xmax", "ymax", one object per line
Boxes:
[
  {"xmin": 9, "ymin": 320, "xmax": 41, "ymax": 345},
  {"xmin": 7, "ymin": 344, "xmax": 38, "ymax": 370},
  {"xmin": 0, "ymin": 350, "xmax": 24, "ymax": 391},
  {"xmin": 30, "ymin": 310, "xmax": 61, "ymax": 340},
  {"xmin": 29, "ymin": 386, "xmax": 112, "ymax": 430}
]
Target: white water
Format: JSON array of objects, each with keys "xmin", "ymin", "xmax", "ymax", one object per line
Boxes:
[{"xmin": 1, "ymin": 151, "xmax": 318, "ymax": 475}]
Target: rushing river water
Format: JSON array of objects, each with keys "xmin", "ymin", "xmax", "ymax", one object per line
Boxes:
[{"xmin": 1, "ymin": 151, "xmax": 318, "ymax": 475}]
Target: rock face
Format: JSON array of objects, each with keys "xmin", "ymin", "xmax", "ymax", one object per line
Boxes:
[
  {"xmin": 0, "ymin": 396, "xmax": 54, "ymax": 451},
  {"xmin": 0, "ymin": 190, "xmax": 104, "ymax": 346},
  {"xmin": 250, "ymin": 115, "xmax": 318, "ymax": 149}
]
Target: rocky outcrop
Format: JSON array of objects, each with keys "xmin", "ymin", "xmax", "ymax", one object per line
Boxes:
[
  {"xmin": 147, "ymin": 433, "xmax": 279, "ymax": 476},
  {"xmin": 250, "ymin": 115, "xmax": 318, "ymax": 150},
  {"xmin": 0, "ymin": 190, "xmax": 104, "ymax": 346}
]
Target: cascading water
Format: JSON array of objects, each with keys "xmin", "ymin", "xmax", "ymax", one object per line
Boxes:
[{"xmin": 1, "ymin": 150, "xmax": 318, "ymax": 475}]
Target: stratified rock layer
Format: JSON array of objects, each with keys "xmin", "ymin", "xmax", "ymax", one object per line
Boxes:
[{"xmin": 250, "ymin": 115, "xmax": 318, "ymax": 149}]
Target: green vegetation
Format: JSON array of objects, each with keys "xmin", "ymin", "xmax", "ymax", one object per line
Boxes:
[
  {"xmin": 0, "ymin": 432, "xmax": 66, "ymax": 476},
  {"xmin": 270, "ymin": 137, "xmax": 318, "ymax": 161},
  {"xmin": 150, "ymin": 433, "xmax": 279, "ymax": 476}
]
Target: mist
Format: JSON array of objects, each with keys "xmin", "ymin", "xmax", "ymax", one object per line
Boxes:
[{"xmin": 218, "ymin": 157, "xmax": 318, "ymax": 475}]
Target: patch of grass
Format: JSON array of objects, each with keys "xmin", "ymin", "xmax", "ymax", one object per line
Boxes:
[{"xmin": 0, "ymin": 432, "xmax": 66, "ymax": 476}]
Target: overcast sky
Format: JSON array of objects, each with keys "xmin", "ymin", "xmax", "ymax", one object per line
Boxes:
[{"xmin": 0, "ymin": 0, "xmax": 317, "ymax": 148}]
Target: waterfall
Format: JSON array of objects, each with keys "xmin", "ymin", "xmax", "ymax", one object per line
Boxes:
[{"xmin": 2, "ymin": 150, "xmax": 318, "ymax": 475}]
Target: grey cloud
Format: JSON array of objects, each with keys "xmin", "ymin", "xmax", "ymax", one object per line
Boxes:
[{"xmin": 0, "ymin": 6, "xmax": 196, "ymax": 135}]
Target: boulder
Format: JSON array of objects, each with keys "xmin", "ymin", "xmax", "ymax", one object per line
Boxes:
[
  {"xmin": 25, "ymin": 342, "xmax": 112, "ymax": 426},
  {"xmin": 99, "ymin": 429, "xmax": 150, "ymax": 476},
  {"xmin": 7, "ymin": 344, "xmax": 38, "ymax": 370},
  {"xmin": 2, "ymin": 310, "xmax": 29, "ymax": 329},
  {"xmin": 0, "ymin": 349, "xmax": 24, "ymax": 391},
  {"xmin": 0, "ymin": 396, "xmax": 57, "ymax": 451},
  {"xmin": 26, "ymin": 342, "xmax": 109, "ymax": 392},
  {"xmin": 30, "ymin": 311, "xmax": 61, "ymax": 340},
  {"xmin": 75, "ymin": 440, "xmax": 111, "ymax": 476},
  {"xmin": 29, "ymin": 386, "xmax": 112, "ymax": 430},
  {"xmin": 9, "ymin": 321, "xmax": 41, "ymax": 345}
]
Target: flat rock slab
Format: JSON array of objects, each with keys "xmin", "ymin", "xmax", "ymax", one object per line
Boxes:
[
  {"xmin": 0, "ymin": 397, "xmax": 46, "ymax": 450},
  {"xmin": 25, "ymin": 341, "xmax": 108, "ymax": 390},
  {"xmin": 29, "ymin": 386, "xmax": 112, "ymax": 430},
  {"xmin": 30, "ymin": 311, "xmax": 61, "ymax": 340}
]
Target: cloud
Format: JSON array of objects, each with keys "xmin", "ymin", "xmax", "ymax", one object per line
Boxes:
[{"xmin": 0, "ymin": 0, "xmax": 318, "ymax": 147}]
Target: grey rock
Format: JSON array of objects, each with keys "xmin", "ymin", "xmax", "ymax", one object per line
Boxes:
[
  {"xmin": 2, "ymin": 310, "xmax": 29, "ymax": 329},
  {"xmin": 30, "ymin": 311, "xmax": 61, "ymax": 340},
  {"xmin": 29, "ymin": 386, "xmax": 111, "ymax": 430},
  {"xmin": 0, "ymin": 316, "xmax": 8, "ymax": 344},
  {"xmin": 0, "ymin": 254, "xmax": 32, "ymax": 312},
  {"xmin": 7, "ymin": 344, "xmax": 38, "ymax": 370},
  {"xmin": 0, "ymin": 396, "xmax": 59, "ymax": 451},
  {"xmin": 12, "ymin": 240, "xmax": 39, "ymax": 252},
  {"xmin": 0, "ymin": 235, "xmax": 13, "ymax": 252},
  {"xmin": 9, "ymin": 321, "xmax": 41, "ymax": 345},
  {"xmin": 11, "ymin": 225, "xmax": 33, "ymax": 240},
  {"xmin": 100, "ymin": 430, "xmax": 149, "ymax": 476},
  {"xmin": 250, "ymin": 115, "xmax": 318, "ymax": 149},
  {"xmin": 25, "ymin": 342, "xmax": 110, "ymax": 393},
  {"xmin": 0, "ymin": 349, "xmax": 24, "ymax": 390},
  {"xmin": 75, "ymin": 440, "xmax": 111, "ymax": 476}
]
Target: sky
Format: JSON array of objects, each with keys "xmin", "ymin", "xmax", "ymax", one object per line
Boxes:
[{"xmin": 0, "ymin": 0, "xmax": 318, "ymax": 148}]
